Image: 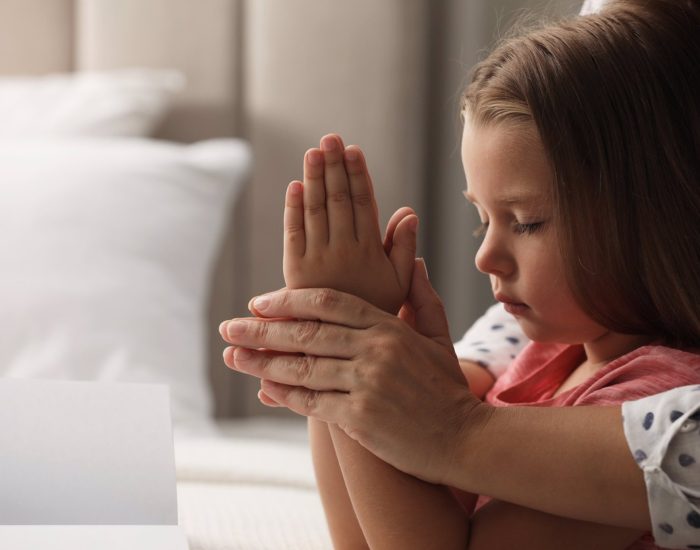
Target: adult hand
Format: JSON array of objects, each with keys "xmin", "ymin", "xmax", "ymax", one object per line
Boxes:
[{"xmin": 220, "ymin": 259, "xmax": 486, "ymax": 485}]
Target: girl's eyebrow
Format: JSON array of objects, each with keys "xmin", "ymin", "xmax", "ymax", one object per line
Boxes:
[{"xmin": 463, "ymin": 190, "xmax": 546, "ymax": 206}]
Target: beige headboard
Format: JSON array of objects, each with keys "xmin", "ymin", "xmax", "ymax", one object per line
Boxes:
[{"xmin": 0, "ymin": 0, "xmax": 430, "ymax": 417}]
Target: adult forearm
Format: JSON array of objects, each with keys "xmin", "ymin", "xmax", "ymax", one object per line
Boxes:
[
  {"xmin": 328, "ymin": 424, "xmax": 469, "ymax": 550},
  {"xmin": 451, "ymin": 403, "xmax": 650, "ymax": 530}
]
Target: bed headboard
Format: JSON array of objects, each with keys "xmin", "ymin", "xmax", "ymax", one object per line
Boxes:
[{"xmin": 0, "ymin": 0, "xmax": 429, "ymax": 417}]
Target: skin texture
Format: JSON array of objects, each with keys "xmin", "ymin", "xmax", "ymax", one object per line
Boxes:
[{"xmin": 220, "ymin": 127, "xmax": 649, "ymax": 547}]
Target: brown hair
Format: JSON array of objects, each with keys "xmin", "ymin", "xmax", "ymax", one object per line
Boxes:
[{"xmin": 462, "ymin": 0, "xmax": 700, "ymax": 347}]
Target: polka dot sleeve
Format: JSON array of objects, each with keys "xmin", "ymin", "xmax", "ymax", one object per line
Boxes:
[
  {"xmin": 622, "ymin": 385, "xmax": 700, "ymax": 548},
  {"xmin": 452, "ymin": 303, "xmax": 529, "ymax": 379}
]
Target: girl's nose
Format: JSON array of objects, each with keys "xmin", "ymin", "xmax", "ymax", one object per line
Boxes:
[{"xmin": 474, "ymin": 228, "xmax": 515, "ymax": 278}]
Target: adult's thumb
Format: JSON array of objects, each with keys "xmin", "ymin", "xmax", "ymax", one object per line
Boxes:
[{"xmin": 408, "ymin": 258, "xmax": 454, "ymax": 350}]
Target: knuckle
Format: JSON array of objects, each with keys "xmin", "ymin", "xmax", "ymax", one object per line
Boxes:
[
  {"xmin": 250, "ymin": 320, "xmax": 270, "ymax": 341},
  {"xmin": 313, "ymin": 288, "xmax": 340, "ymax": 310},
  {"xmin": 328, "ymin": 191, "xmax": 350, "ymax": 204},
  {"xmin": 302, "ymin": 390, "xmax": 321, "ymax": 413},
  {"xmin": 285, "ymin": 222, "xmax": 304, "ymax": 235},
  {"xmin": 324, "ymin": 154, "xmax": 344, "ymax": 167},
  {"xmin": 294, "ymin": 354, "xmax": 314, "ymax": 384},
  {"xmin": 304, "ymin": 202, "xmax": 327, "ymax": 216},
  {"xmin": 351, "ymin": 192, "xmax": 373, "ymax": 207},
  {"xmin": 295, "ymin": 320, "xmax": 321, "ymax": 345}
]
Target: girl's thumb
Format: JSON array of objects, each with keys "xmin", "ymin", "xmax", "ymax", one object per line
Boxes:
[{"xmin": 408, "ymin": 258, "xmax": 453, "ymax": 349}]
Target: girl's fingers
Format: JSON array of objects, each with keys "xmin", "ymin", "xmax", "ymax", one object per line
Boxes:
[
  {"xmin": 389, "ymin": 214, "xmax": 419, "ymax": 293},
  {"xmin": 344, "ymin": 145, "xmax": 382, "ymax": 244},
  {"xmin": 283, "ymin": 180, "xmax": 305, "ymax": 258},
  {"xmin": 383, "ymin": 206, "xmax": 416, "ymax": 254},
  {"xmin": 320, "ymin": 134, "xmax": 355, "ymax": 243},
  {"xmin": 303, "ymin": 148, "xmax": 329, "ymax": 249}
]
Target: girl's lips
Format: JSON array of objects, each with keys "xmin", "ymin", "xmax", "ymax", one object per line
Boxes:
[
  {"xmin": 502, "ymin": 302, "xmax": 529, "ymax": 316},
  {"xmin": 494, "ymin": 293, "xmax": 529, "ymax": 315}
]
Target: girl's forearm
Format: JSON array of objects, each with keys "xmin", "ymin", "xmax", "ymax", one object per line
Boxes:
[
  {"xmin": 450, "ymin": 404, "xmax": 650, "ymax": 530},
  {"xmin": 308, "ymin": 418, "xmax": 369, "ymax": 549},
  {"xmin": 328, "ymin": 424, "xmax": 469, "ymax": 550}
]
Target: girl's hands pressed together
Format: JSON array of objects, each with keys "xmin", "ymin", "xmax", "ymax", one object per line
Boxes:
[{"xmin": 282, "ymin": 133, "xmax": 418, "ymax": 315}]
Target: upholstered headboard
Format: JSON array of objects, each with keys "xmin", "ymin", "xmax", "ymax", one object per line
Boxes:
[{"xmin": 0, "ymin": 0, "xmax": 430, "ymax": 417}]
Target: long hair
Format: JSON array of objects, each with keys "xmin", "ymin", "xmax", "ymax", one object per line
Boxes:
[{"xmin": 462, "ymin": 0, "xmax": 700, "ymax": 347}]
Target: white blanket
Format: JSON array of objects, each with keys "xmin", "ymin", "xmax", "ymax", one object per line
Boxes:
[{"xmin": 174, "ymin": 418, "xmax": 333, "ymax": 550}]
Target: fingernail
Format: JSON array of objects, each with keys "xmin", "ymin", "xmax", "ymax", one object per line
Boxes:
[
  {"xmin": 321, "ymin": 136, "xmax": 337, "ymax": 152},
  {"xmin": 254, "ymin": 296, "xmax": 271, "ymax": 311},
  {"xmin": 235, "ymin": 348, "xmax": 253, "ymax": 361},
  {"xmin": 408, "ymin": 216, "xmax": 418, "ymax": 233},
  {"xmin": 344, "ymin": 147, "xmax": 359, "ymax": 161},
  {"xmin": 227, "ymin": 321, "xmax": 246, "ymax": 337},
  {"xmin": 308, "ymin": 150, "xmax": 322, "ymax": 165},
  {"xmin": 219, "ymin": 321, "xmax": 228, "ymax": 335}
]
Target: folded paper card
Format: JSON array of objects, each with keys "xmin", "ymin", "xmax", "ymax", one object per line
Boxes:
[{"xmin": 0, "ymin": 379, "xmax": 188, "ymax": 549}]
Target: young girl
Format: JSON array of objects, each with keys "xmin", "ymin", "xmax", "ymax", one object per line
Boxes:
[{"xmin": 221, "ymin": 0, "xmax": 700, "ymax": 547}]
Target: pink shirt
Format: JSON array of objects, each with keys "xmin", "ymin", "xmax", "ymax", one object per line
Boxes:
[{"xmin": 482, "ymin": 342, "xmax": 700, "ymax": 549}]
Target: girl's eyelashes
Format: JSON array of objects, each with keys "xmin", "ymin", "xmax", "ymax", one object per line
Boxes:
[
  {"xmin": 472, "ymin": 220, "xmax": 546, "ymax": 238},
  {"xmin": 514, "ymin": 221, "xmax": 545, "ymax": 235}
]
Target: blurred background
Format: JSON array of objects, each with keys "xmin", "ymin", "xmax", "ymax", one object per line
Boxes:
[{"xmin": 0, "ymin": 0, "xmax": 583, "ymax": 419}]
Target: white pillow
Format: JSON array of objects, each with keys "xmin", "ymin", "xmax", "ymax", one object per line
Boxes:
[
  {"xmin": 0, "ymin": 138, "xmax": 251, "ymax": 424},
  {"xmin": 0, "ymin": 69, "xmax": 184, "ymax": 137}
]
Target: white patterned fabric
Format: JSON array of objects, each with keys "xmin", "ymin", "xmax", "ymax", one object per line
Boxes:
[
  {"xmin": 623, "ymin": 385, "xmax": 700, "ymax": 548},
  {"xmin": 453, "ymin": 303, "xmax": 529, "ymax": 379}
]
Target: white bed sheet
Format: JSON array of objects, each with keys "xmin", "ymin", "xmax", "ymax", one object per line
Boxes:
[{"xmin": 174, "ymin": 418, "xmax": 333, "ymax": 550}]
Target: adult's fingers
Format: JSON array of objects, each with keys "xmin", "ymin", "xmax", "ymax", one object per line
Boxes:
[
  {"xmin": 246, "ymin": 287, "xmax": 389, "ymax": 329},
  {"xmin": 225, "ymin": 346, "xmax": 355, "ymax": 392},
  {"xmin": 260, "ymin": 379, "xmax": 350, "ymax": 425},
  {"xmin": 222, "ymin": 316, "xmax": 362, "ymax": 358}
]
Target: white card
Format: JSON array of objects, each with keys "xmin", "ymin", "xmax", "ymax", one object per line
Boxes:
[
  {"xmin": 0, "ymin": 379, "xmax": 178, "ymax": 525},
  {"xmin": 0, "ymin": 526, "xmax": 189, "ymax": 549}
]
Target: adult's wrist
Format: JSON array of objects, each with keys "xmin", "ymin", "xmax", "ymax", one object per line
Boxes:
[{"xmin": 442, "ymin": 397, "xmax": 496, "ymax": 488}]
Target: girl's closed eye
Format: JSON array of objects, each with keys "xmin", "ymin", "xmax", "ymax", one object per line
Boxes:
[
  {"xmin": 472, "ymin": 220, "xmax": 546, "ymax": 238},
  {"xmin": 513, "ymin": 221, "xmax": 546, "ymax": 235}
]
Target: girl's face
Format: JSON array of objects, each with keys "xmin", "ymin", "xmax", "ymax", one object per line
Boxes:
[{"xmin": 461, "ymin": 118, "xmax": 607, "ymax": 345}]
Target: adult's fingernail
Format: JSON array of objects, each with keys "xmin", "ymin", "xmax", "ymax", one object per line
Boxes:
[
  {"xmin": 218, "ymin": 321, "xmax": 228, "ymax": 335},
  {"xmin": 254, "ymin": 296, "xmax": 271, "ymax": 311},
  {"xmin": 227, "ymin": 321, "xmax": 246, "ymax": 337}
]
